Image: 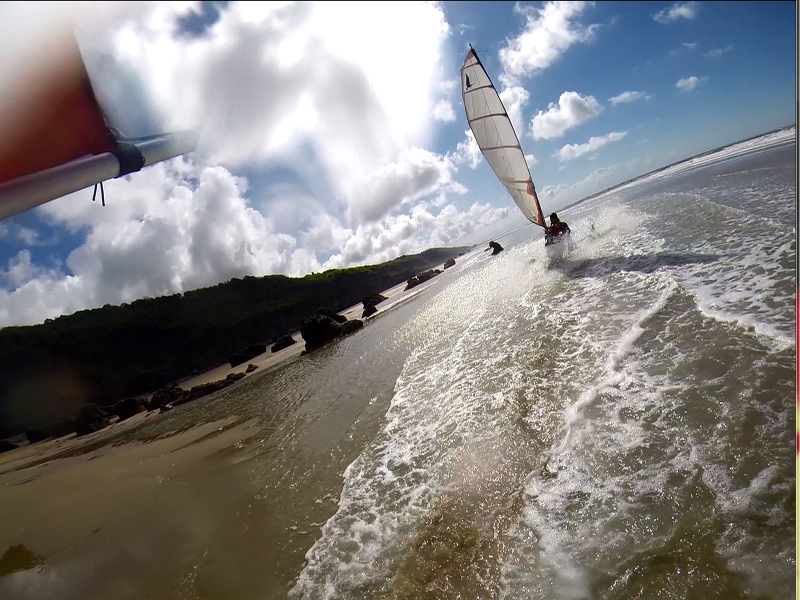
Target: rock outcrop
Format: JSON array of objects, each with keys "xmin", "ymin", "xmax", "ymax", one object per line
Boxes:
[
  {"xmin": 245, "ymin": 363, "xmax": 258, "ymax": 373},
  {"xmin": 150, "ymin": 384, "xmax": 184, "ymax": 410},
  {"xmin": 0, "ymin": 440, "xmax": 17, "ymax": 454},
  {"xmin": 271, "ymin": 335, "xmax": 296, "ymax": 353},
  {"xmin": 404, "ymin": 269, "xmax": 442, "ymax": 291},
  {"xmin": 443, "ymin": 257, "xmax": 456, "ymax": 269},
  {"xmin": 74, "ymin": 404, "xmax": 111, "ymax": 436},
  {"xmin": 317, "ymin": 307, "xmax": 347, "ymax": 323},
  {"xmin": 301, "ymin": 314, "xmax": 364, "ymax": 354},
  {"xmin": 180, "ymin": 372, "xmax": 246, "ymax": 404},
  {"xmin": 229, "ymin": 344, "xmax": 267, "ymax": 367},
  {"xmin": 107, "ymin": 397, "xmax": 149, "ymax": 422},
  {"xmin": 361, "ymin": 292, "xmax": 388, "ymax": 318},
  {"xmin": 26, "ymin": 418, "xmax": 76, "ymax": 443}
]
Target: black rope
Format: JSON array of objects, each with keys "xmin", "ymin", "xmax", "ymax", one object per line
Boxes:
[{"xmin": 92, "ymin": 181, "xmax": 106, "ymax": 207}]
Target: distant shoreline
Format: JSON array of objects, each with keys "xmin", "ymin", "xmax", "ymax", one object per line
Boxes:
[{"xmin": 0, "ymin": 248, "xmax": 468, "ymax": 445}]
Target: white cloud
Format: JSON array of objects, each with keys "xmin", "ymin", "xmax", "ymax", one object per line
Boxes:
[
  {"xmin": 499, "ymin": 1, "xmax": 599, "ymax": 86},
  {"xmin": 539, "ymin": 165, "xmax": 621, "ymax": 209},
  {"xmin": 499, "ymin": 86, "xmax": 530, "ymax": 135},
  {"xmin": 555, "ymin": 131, "xmax": 627, "ymax": 161},
  {"xmin": 0, "ymin": 2, "xmax": 521, "ymax": 327},
  {"xmin": 653, "ymin": 2, "xmax": 698, "ymax": 24},
  {"xmin": 346, "ymin": 147, "xmax": 463, "ymax": 222},
  {"xmin": 669, "ymin": 41, "xmax": 697, "ymax": 55},
  {"xmin": 525, "ymin": 154, "xmax": 538, "ymax": 168},
  {"xmin": 705, "ymin": 44, "xmax": 733, "ymax": 58},
  {"xmin": 609, "ymin": 91, "xmax": 651, "ymax": 105},
  {"xmin": 433, "ymin": 99, "xmax": 456, "ymax": 123},
  {"xmin": 0, "ymin": 157, "xmax": 506, "ymax": 327},
  {"xmin": 530, "ymin": 91, "xmax": 602, "ymax": 140},
  {"xmin": 452, "ymin": 130, "xmax": 482, "ymax": 170},
  {"xmin": 676, "ymin": 75, "xmax": 707, "ymax": 92},
  {"xmin": 75, "ymin": 1, "xmax": 453, "ymax": 225}
]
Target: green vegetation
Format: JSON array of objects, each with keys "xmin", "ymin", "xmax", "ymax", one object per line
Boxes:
[{"xmin": 0, "ymin": 247, "xmax": 469, "ymax": 437}]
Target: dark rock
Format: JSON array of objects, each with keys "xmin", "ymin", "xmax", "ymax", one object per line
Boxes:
[
  {"xmin": 245, "ymin": 363, "xmax": 258, "ymax": 373},
  {"xmin": 150, "ymin": 384, "xmax": 185, "ymax": 409},
  {"xmin": 271, "ymin": 335, "xmax": 296, "ymax": 352},
  {"xmin": 362, "ymin": 303, "xmax": 378, "ymax": 318},
  {"xmin": 74, "ymin": 403, "xmax": 111, "ymax": 436},
  {"xmin": 339, "ymin": 320, "xmax": 364, "ymax": 336},
  {"xmin": 317, "ymin": 307, "xmax": 347, "ymax": 323},
  {"xmin": 362, "ymin": 293, "xmax": 388, "ymax": 306},
  {"xmin": 108, "ymin": 397, "xmax": 149, "ymax": 422},
  {"xmin": 26, "ymin": 417, "xmax": 76, "ymax": 443},
  {"xmin": 443, "ymin": 257, "xmax": 456, "ymax": 269},
  {"xmin": 0, "ymin": 440, "xmax": 17, "ymax": 454},
  {"xmin": 229, "ymin": 344, "xmax": 267, "ymax": 367},
  {"xmin": 404, "ymin": 269, "xmax": 442, "ymax": 291},
  {"xmin": 301, "ymin": 314, "xmax": 364, "ymax": 353},
  {"xmin": 182, "ymin": 372, "xmax": 246, "ymax": 404}
]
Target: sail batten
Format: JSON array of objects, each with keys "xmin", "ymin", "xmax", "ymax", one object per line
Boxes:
[{"xmin": 461, "ymin": 47, "xmax": 545, "ymax": 227}]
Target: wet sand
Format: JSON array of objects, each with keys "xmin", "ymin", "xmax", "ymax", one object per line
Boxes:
[
  {"xmin": 0, "ymin": 268, "xmax": 442, "ymax": 600},
  {"xmin": 0, "ymin": 258, "xmax": 463, "ymax": 600}
]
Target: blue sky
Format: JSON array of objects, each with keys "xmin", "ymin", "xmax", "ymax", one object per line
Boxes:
[{"xmin": 0, "ymin": 1, "xmax": 795, "ymax": 326}]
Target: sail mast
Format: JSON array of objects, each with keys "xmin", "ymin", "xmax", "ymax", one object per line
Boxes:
[
  {"xmin": 0, "ymin": 24, "xmax": 196, "ymax": 221},
  {"xmin": 461, "ymin": 45, "xmax": 545, "ymax": 228}
]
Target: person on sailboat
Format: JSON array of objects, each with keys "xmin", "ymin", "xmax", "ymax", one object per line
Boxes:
[{"xmin": 544, "ymin": 213, "xmax": 570, "ymax": 247}]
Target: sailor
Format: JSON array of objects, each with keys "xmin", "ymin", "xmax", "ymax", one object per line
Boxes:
[
  {"xmin": 544, "ymin": 212, "xmax": 571, "ymax": 246},
  {"xmin": 484, "ymin": 240, "xmax": 504, "ymax": 255}
]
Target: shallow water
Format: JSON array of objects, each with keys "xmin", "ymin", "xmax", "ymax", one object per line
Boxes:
[{"xmin": 0, "ymin": 130, "xmax": 795, "ymax": 600}]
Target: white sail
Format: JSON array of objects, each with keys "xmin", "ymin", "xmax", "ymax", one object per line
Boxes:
[{"xmin": 461, "ymin": 47, "xmax": 545, "ymax": 227}]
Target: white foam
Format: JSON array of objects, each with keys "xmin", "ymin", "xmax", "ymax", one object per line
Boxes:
[
  {"xmin": 292, "ymin": 138, "xmax": 794, "ymax": 598},
  {"xmin": 584, "ymin": 127, "xmax": 796, "ymax": 203}
]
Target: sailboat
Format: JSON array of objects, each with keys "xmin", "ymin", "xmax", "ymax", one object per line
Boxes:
[
  {"xmin": 461, "ymin": 45, "xmax": 572, "ymax": 261},
  {"xmin": 0, "ymin": 24, "xmax": 196, "ymax": 221}
]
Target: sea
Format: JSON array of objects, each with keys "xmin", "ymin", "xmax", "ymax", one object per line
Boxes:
[{"xmin": 0, "ymin": 127, "xmax": 795, "ymax": 600}]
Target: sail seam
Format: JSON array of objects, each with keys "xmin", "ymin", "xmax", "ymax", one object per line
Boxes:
[{"xmin": 468, "ymin": 113, "xmax": 510, "ymax": 124}]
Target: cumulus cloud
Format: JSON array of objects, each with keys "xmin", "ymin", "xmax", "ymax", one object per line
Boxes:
[
  {"xmin": 538, "ymin": 164, "xmax": 621, "ymax": 208},
  {"xmin": 0, "ymin": 2, "xmax": 520, "ymax": 327},
  {"xmin": 609, "ymin": 91, "xmax": 651, "ymax": 105},
  {"xmin": 499, "ymin": 1, "xmax": 598, "ymax": 86},
  {"xmin": 0, "ymin": 157, "xmax": 509, "ymax": 327},
  {"xmin": 347, "ymin": 147, "xmax": 464, "ymax": 222},
  {"xmin": 676, "ymin": 75, "xmax": 707, "ymax": 92},
  {"xmin": 499, "ymin": 86, "xmax": 530, "ymax": 135},
  {"xmin": 555, "ymin": 131, "xmax": 627, "ymax": 161},
  {"xmin": 75, "ymin": 1, "xmax": 453, "ymax": 225},
  {"xmin": 653, "ymin": 2, "xmax": 698, "ymax": 24},
  {"xmin": 452, "ymin": 130, "xmax": 482, "ymax": 170},
  {"xmin": 705, "ymin": 44, "xmax": 733, "ymax": 58},
  {"xmin": 530, "ymin": 91, "xmax": 602, "ymax": 140},
  {"xmin": 433, "ymin": 99, "xmax": 456, "ymax": 123},
  {"xmin": 525, "ymin": 154, "xmax": 538, "ymax": 167},
  {"xmin": 669, "ymin": 41, "xmax": 697, "ymax": 55}
]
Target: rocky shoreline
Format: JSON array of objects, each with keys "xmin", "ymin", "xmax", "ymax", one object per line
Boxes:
[{"xmin": 0, "ymin": 262, "xmax": 455, "ymax": 453}]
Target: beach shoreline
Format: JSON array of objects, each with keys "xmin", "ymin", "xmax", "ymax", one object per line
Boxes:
[{"xmin": 174, "ymin": 274, "xmax": 424, "ymax": 390}]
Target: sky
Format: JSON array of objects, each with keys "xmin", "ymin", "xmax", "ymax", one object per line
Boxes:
[{"xmin": 0, "ymin": 0, "xmax": 795, "ymax": 327}]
